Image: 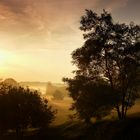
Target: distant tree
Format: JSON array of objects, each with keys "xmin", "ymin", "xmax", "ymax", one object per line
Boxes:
[
  {"xmin": 0, "ymin": 84, "xmax": 55, "ymax": 138},
  {"xmin": 63, "ymin": 10, "xmax": 140, "ymax": 122},
  {"xmin": 52, "ymin": 90, "xmax": 64, "ymax": 100},
  {"xmin": 46, "ymin": 82, "xmax": 53, "ymax": 95},
  {"xmin": 3, "ymin": 78, "xmax": 18, "ymax": 86}
]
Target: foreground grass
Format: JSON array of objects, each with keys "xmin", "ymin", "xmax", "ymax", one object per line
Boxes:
[
  {"xmin": 58, "ymin": 116, "xmax": 140, "ymax": 140},
  {"xmin": 1, "ymin": 115, "xmax": 140, "ymax": 140}
]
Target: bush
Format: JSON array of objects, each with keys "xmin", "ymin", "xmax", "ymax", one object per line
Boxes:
[
  {"xmin": 52, "ymin": 90, "xmax": 64, "ymax": 100},
  {"xmin": 0, "ymin": 84, "xmax": 56, "ymax": 137}
]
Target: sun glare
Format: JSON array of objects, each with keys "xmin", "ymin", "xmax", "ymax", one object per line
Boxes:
[{"xmin": 0, "ymin": 50, "xmax": 9, "ymax": 65}]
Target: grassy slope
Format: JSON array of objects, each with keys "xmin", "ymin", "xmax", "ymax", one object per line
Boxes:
[
  {"xmin": 1, "ymin": 99, "xmax": 140, "ymax": 140},
  {"xmin": 57, "ymin": 116, "xmax": 140, "ymax": 140},
  {"xmin": 1, "ymin": 116, "xmax": 140, "ymax": 140}
]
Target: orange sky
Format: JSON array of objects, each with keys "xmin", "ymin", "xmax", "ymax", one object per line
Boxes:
[{"xmin": 0, "ymin": 0, "xmax": 139, "ymax": 82}]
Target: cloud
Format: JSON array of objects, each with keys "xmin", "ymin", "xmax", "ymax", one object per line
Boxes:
[
  {"xmin": 0, "ymin": 0, "xmax": 131, "ymax": 32},
  {"xmin": 0, "ymin": 0, "xmax": 31, "ymax": 15},
  {"xmin": 113, "ymin": 0, "xmax": 140, "ymax": 23},
  {"xmin": 0, "ymin": 0, "xmax": 99, "ymax": 32},
  {"xmin": 104, "ymin": 0, "xmax": 128, "ymax": 11},
  {"xmin": 0, "ymin": 0, "xmax": 139, "ymax": 50}
]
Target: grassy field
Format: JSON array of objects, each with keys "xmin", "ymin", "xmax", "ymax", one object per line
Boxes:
[
  {"xmin": 1, "ymin": 115, "xmax": 140, "ymax": 140},
  {"xmin": 49, "ymin": 97, "xmax": 74, "ymax": 125},
  {"xmin": 0, "ymin": 96, "xmax": 140, "ymax": 140},
  {"xmin": 49, "ymin": 97, "xmax": 140, "ymax": 125}
]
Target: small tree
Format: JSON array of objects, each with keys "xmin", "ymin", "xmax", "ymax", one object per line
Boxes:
[
  {"xmin": 64, "ymin": 9, "xmax": 140, "ymax": 122},
  {"xmin": 52, "ymin": 90, "xmax": 64, "ymax": 100},
  {"xmin": 0, "ymin": 84, "xmax": 55, "ymax": 138}
]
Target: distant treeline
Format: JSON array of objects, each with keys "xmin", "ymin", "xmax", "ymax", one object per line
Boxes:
[{"xmin": 46, "ymin": 82, "xmax": 69, "ymax": 98}]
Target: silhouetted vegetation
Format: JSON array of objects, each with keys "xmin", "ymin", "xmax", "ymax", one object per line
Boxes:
[
  {"xmin": 64, "ymin": 9, "xmax": 140, "ymax": 122},
  {"xmin": 0, "ymin": 84, "xmax": 55, "ymax": 139},
  {"xmin": 3, "ymin": 78, "xmax": 18, "ymax": 87},
  {"xmin": 52, "ymin": 90, "xmax": 64, "ymax": 100},
  {"xmin": 46, "ymin": 82, "xmax": 68, "ymax": 97},
  {"xmin": 1, "ymin": 116, "xmax": 140, "ymax": 140}
]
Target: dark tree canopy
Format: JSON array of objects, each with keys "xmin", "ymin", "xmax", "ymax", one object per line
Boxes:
[
  {"xmin": 0, "ymin": 84, "xmax": 55, "ymax": 135},
  {"xmin": 64, "ymin": 9, "xmax": 140, "ymax": 122}
]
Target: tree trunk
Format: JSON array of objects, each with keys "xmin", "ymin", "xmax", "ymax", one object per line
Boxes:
[
  {"xmin": 124, "ymin": 91, "xmax": 131, "ymax": 118},
  {"xmin": 124, "ymin": 105, "xmax": 128, "ymax": 118},
  {"xmin": 16, "ymin": 126, "xmax": 23, "ymax": 140},
  {"xmin": 121, "ymin": 84, "xmax": 127, "ymax": 119},
  {"xmin": 116, "ymin": 105, "xmax": 122, "ymax": 119},
  {"xmin": 121, "ymin": 98, "xmax": 125, "ymax": 119},
  {"xmin": 16, "ymin": 127, "xmax": 19, "ymax": 140},
  {"xmin": 85, "ymin": 117, "xmax": 91, "ymax": 125}
]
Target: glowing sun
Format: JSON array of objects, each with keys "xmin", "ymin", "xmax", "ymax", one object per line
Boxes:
[{"xmin": 0, "ymin": 50, "xmax": 9, "ymax": 65}]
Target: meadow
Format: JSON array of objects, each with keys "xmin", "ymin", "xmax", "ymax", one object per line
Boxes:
[
  {"xmin": 22, "ymin": 83, "xmax": 140, "ymax": 125},
  {"xmin": 0, "ymin": 82, "xmax": 140, "ymax": 140}
]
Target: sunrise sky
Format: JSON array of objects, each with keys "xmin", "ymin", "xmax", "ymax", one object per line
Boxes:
[{"xmin": 0, "ymin": 0, "xmax": 139, "ymax": 82}]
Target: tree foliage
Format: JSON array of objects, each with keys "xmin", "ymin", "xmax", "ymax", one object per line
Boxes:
[
  {"xmin": 0, "ymin": 84, "xmax": 55, "ymax": 135},
  {"xmin": 64, "ymin": 9, "xmax": 140, "ymax": 122},
  {"xmin": 52, "ymin": 90, "xmax": 64, "ymax": 100}
]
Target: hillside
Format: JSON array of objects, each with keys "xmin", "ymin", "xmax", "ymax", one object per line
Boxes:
[{"xmin": 1, "ymin": 116, "xmax": 140, "ymax": 140}]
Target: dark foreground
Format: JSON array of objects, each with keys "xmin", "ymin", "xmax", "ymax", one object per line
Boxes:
[{"xmin": 1, "ymin": 116, "xmax": 140, "ymax": 140}]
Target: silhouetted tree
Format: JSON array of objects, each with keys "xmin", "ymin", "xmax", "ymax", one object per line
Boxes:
[
  {"xmin": 0, "ymin": 84, "xmax": 55, "ymax": 139},
  {"xmin": 64, "ymin": 10, "xmax": 140, "ymax": 121},
  {"xmin": 3, "ymin": 78, "xmax": 18, "ymax": 86},
  {"xmin": 64, "ymin": 76, "xmax": 120, "ymax": 123},
  {"xmin": 52, "ymin": 90, "xmax": 64, "ymax": 100}
]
